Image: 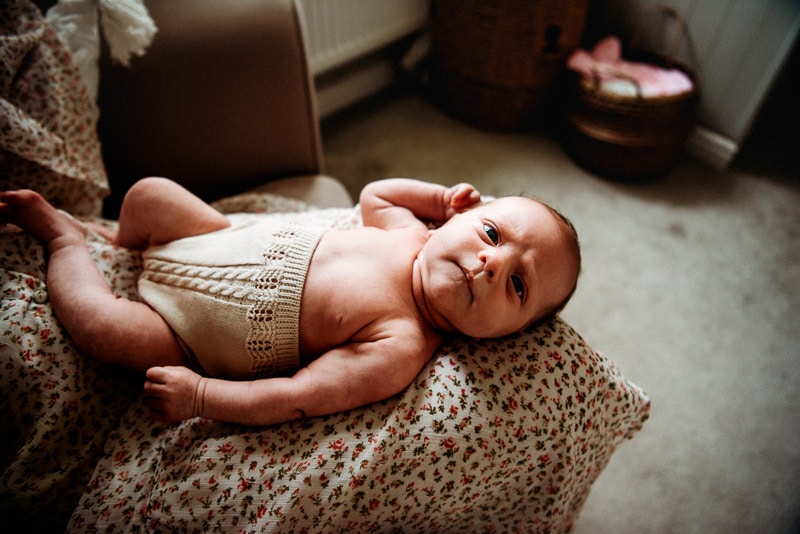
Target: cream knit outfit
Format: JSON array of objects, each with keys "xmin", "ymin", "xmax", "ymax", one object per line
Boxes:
[{"xmin": 138, "ymin": 214, "xmax": 324, "ymax": 379}]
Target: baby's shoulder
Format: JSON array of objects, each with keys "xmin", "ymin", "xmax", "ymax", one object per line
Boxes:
[{"xmin": 367, "ymin": 312, "xmax": 442, "ymax": 354}]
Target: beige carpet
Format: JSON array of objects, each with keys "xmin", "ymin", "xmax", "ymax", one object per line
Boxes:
[{"xmin": 321, "ymin": 91, "xmax": 800, "ymax": 533}]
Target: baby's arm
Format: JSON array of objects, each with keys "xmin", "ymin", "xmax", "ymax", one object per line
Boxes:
[
  {"xmin": 360, "ymin": 178, "xmax": 481, "ymax": 231},
  {"xmin": 144, "ymin": 327, "xmax": 435, "ymax": 426},
  {"xmin": 145, "ymin": 366, "xmax": 317, "ymax": 425}
]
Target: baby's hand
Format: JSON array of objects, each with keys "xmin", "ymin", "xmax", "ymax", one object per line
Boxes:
[
  {"xmin": 443, "ymin": 183, "xmax": 481, "ymax": 219},
  {"xmin": 144, "ymin": 366, "xmax": 207, "ymax": 423}
]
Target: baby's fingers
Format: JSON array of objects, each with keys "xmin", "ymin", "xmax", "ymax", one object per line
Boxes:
[
  {"xmin": 145, "ymin": 365, "xmax": 188, "ymax": 384},
  {"xmin": 144, "ymin": 366, "xmax": 203, "ymax": 422},
  {"xmin": 449, "ymin": 183, "xmax": 481, "ymax": 211},
  {"xmin": 146, "ymin": 400, "xmax": 168, "ymax": 422},
  {"xmin": 143, "ymin": 380, "xmax": 169, "ymax": 420},
  {"xmin": 145, "ymin": 366, "xmax": 167, "ymax": 384},
  {"xmin": 142, "ymin": 381, "xmax": 184, "ymax": 423}
]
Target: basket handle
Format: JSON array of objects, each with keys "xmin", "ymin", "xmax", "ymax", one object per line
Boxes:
[{"xmin": 630, "ymin": 5, "xmax": 689, "ymax": 68}]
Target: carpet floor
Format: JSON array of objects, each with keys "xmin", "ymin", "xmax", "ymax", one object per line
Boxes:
[{"xmin": 321, "ymin": 90, "xmax": 800, "ymax": 533}]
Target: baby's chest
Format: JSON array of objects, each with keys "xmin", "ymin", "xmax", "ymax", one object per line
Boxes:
[{"xmin": 299, "ymin": 245, "xmax": 416, "ymax": 354}]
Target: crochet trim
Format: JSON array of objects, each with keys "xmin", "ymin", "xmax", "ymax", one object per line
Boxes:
[{"xmin": 247, "ymin": 224, "xmax": 322, "ymax": 376}]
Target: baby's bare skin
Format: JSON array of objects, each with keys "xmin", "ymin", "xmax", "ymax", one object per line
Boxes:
[
  {"xmin": 300, "ymin": 226, "xmax": 436, "ymax": 361},
  {"xmin": 1, "ymin": 189, "xmax": 190, "ymax": 369},
  {"xmin": 1, "ymin": 178, "xmax": 578, "ymax": 427},
  {"xmin": 0, "ymin": 180, "xmax": 470, "ymax": 425},
  {"xmin": 292, "ymin": 225, "xmax": 440, "ymax": 421}
]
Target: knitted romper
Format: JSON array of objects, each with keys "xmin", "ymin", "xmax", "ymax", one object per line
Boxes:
[{"xmin": 138, "ymin": 214, "xmax": 325, "ymax": 379}]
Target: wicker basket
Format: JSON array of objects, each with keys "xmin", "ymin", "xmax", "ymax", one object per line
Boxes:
[
  {"xmin": 563, "ymin": 7, "xmax": 699, "ymax": 181},
  {"xmin": 431, "ymin": 0, "xmax": 589, "ymax": 130}
]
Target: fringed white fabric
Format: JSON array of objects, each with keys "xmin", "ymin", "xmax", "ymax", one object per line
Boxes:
[
  {"xmin": 98, "ymin": 0, "xmax": 157, "ymax": 66},
  {"xmin": 45, "ymin": 0, "xmax": 156, "ymax": 102}
]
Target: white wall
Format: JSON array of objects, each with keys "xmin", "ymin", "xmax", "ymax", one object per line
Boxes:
[
  {"xmin": 298, "ymin": 0, "xmax": 430, "ymax": 76},
  {"xmin": 586, "ymin": 0, "xmax": 800, "ymax": 168}
]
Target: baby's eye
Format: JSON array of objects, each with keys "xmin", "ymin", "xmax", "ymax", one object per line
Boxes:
[
  {"xmin": 484, "ymin": 224, "xmax": 499, "ymax": 245},
  {"xmin": 511, "ymin": 275, "xmax": 525, "ymax": 299}
]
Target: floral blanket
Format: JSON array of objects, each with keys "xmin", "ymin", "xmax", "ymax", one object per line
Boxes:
[
  {"xmin": 1, "ymin": 0, "xmax": 108, "ymax": 217},
  {"xmin": 0, "ymin": 3, "xmax": 649, "ymax": 531},
  {"xmin": 1, "ymin": 192, "xmax": 650, "ymax": 533}
]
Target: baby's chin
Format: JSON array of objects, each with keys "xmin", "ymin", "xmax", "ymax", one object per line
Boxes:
[
  {"xmin": 456, "ymin": 313, "xmax": 543, "ymax": 339},
  {"xmin": 454, "ymin": 323, "xmax": 520, "ymax": 341}
]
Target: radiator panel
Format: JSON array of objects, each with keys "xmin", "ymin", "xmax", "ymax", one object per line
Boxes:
[{"xmin": 299, "ymin": 0, "xmax": 430, "ymax": 76}]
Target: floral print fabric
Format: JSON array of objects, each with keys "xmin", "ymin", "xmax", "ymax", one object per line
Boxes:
[
  {"xmin": 1, "ymin": 192, "xmax": 649, "ymax": 533},
  {"xmin": 1, "ymin": 1, "xmax": 108, "ymax": 216},
  {"xmin": 0, "ymin": 220, "xmax": 141, "ymax": 531}
]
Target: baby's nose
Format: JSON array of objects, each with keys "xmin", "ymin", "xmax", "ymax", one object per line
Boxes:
[{"xmin": 479, "ymin": 249, "xmax": 504, "ymax": 280}]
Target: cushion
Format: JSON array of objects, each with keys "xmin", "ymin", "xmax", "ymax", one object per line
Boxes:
[
  {"xmin": 0, "ymin": 192, "xmax": 649, "ymax": 532},
  {"xmin": 68, "ymin": 315, "xmax": 649, "ymax": 533},
  {"xmin": 0, "ymin": 222, "xmax": 140, "ymax": 530}
]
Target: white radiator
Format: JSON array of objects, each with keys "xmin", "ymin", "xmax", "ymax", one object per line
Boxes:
[
  {"xmin": 299, "ymin": 0, "xmax": 430, "ymax": 75},
  {"xmin": 297, "ymin": 0, "xmax": 431, "ymax": 116}
]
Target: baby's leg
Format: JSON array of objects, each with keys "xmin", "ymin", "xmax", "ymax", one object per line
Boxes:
[
  {"xmin": 115, "ymin": 177, "xmax": 231, "ymax": 250},
  {"xmin": 1, "ymin": 190, "xmax": 188, "ymax": 372}
]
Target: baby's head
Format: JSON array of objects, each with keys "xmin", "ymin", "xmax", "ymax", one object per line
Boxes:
[{"xmin": 415, "ymin": 195, "xmax": 580, "ymax": 339}]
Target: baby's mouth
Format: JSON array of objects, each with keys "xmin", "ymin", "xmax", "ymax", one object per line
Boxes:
[{"xmin": 461, "ymin": 265, "xmax": 474, "ymax": 301}]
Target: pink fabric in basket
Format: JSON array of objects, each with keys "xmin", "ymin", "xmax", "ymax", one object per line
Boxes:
[{"xmin": 568, "ymin": 36, "xmax": 693, "ymax": 98}]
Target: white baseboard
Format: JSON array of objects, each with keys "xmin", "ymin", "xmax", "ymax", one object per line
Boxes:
[{"xmin": 686, "ymin": 126, "xmax": 739, "ymax": 171}]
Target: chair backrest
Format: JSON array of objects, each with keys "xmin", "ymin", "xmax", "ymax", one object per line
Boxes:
[{"xmin": 98, "ymin": 0, "xmax": 324, "ymax": 212}]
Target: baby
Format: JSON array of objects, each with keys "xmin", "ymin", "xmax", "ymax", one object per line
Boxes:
[{"xmin": 1, "ymin": 178, "xmax": 580, "ymax": 426}]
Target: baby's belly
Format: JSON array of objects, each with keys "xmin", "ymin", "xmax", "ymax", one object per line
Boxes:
[{"xmin": 298, "ymin": 228, "xmax": 417, "ymax": 360}]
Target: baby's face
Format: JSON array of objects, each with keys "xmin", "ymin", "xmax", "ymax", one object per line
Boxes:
[{"xmin": 415, "ymin": 196, "xmax": 576, "ymax": 338}]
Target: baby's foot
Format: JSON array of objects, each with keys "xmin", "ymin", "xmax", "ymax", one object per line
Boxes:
[{"xmin": 0, "ymin": 190, "xmax": 87, "ymax": 249}]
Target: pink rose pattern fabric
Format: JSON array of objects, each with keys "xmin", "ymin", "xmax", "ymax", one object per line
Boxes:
[
  {"xmin": 2, "ymin": 179, "xmax": 649, "ymax": 534},
  {"xmin": 0, "ymin": 220, "xmax": 140, "ymax": 530},
  {"xmin": 68, "ymin": 317, "xmax": 649, "ymax": 533},
  {"xmin": 1, "ymin": 1, "xmax": 108, "ymax": 216}
]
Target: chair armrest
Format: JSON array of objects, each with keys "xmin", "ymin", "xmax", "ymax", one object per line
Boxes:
[
  {"xmin": 251, "ymin": 175, "xmax": 353, "ymax": 208},
  {"xmin": 98, "ymin": 0, "xmax": 325, "ymax": 206}
]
